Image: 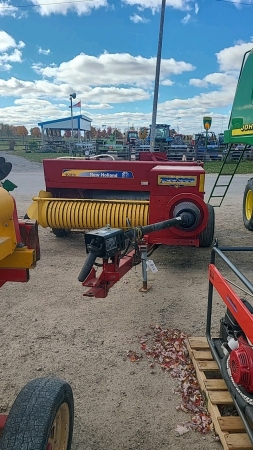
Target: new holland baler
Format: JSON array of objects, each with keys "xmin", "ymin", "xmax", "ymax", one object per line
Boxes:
[{"xmin": 27, "ymin": 158, "xmax": 214, "ymax": 248}]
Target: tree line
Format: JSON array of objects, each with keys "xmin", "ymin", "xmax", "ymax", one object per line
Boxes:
[
  {"xmin": 89, "ymin": 126, "xmax": 127, "ymax": 139},
  {"xmin": 0, "ymin": 123, "xmax": 41, "ymax": 138},
  {"xmin": 0, "ymin": 123, "xmax": 136, "ymax": 141}
]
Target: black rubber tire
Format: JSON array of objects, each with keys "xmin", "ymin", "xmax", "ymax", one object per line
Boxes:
[
  {"xmin": 243, "ymin": 178, "xmax": 253, "ymax": 230},
  {"xmin": 52, "ymin": 228, "xmax": 71, "ymax": 238},
  {"xmin": 198, "ymin": 204, "xmax": 215, "ymax": 248},
  {"xmin": 0, "ymin": 376, "xmax": 74, "ymax": 450}
]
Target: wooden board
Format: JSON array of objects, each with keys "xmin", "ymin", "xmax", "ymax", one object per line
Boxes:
[{"xmin": 187, "ymin": 337, "xmax": 253, "ymax": 450}]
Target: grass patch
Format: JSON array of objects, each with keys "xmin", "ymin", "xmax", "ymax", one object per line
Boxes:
[
  {"xmin": 3, "ymin": 149, "xmax": 253, "ymax": 174},
  {"xmin": 7, "ymin": 150, "xmax": 67, "ymax": 163},
  {"xmin": 203, "ymin": 160, "xmax": 253, "ymax": 174}
]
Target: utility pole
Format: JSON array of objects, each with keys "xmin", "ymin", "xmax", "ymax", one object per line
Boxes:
[
  {"xmin": 150, "ymin": 0, "xmax": 166, "ymax": 152},
  {"xmin": 69, "ymin": 92, "xmax": 76, "ymax": 155}
]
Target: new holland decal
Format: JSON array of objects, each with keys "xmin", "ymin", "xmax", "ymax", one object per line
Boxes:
[
  {"xmin": 158, "ymin": 175, "xmax": 197, "ymax": 187},
  {"xmin": 62, "ymin": 169, "xmax": 134, "ymax": 178}
]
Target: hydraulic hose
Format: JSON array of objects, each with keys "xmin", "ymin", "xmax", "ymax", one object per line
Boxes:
[{"xmin": 78, "ymin": 252, "xmax": 97, "ymax": 282}]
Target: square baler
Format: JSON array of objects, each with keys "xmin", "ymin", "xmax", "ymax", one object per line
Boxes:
[{"xmin": 27, "ymin": 158, "xmax": 214, "ymax": 248}]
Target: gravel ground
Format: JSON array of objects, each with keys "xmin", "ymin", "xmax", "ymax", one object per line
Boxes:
[{"xmin": 0, "ymin": 153, "xmax": 252, "ymax": 450}]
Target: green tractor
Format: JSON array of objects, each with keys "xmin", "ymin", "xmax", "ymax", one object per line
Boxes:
[
  {"xmin": 225, "ymin": 48, "xmax": 253, "ymax": 230},
  {"xmin": 208, "ymin": 48, "xmax": 253, "ymax": 229}
]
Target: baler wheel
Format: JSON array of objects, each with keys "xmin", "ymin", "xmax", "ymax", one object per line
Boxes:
[
  {"xmin": 198, "ymin": 204, "xmax": 215, "ymax": 248},
  {"xmin": 243, "ymin": 178, "xmax": 253, "ymax": 230},
  {"xmin": 0, "ymin": 377, "xmax": 74, "ymax": 450},
  {"xmin": 52, "ymin": 228, "xmax": 71, "ymax": 238}
]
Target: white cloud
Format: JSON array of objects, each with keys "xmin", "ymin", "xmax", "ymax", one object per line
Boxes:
[
  {"xmin": 161, "ymin": 79, "xmax": 174, "ymax": 86},
  {"xmin": 190, "ymin": 73, "xmax": 236, "ymax": 89},
  {"xmin": 38, "ymin": 46, "xmax": 51, "ymax": 55},
  {"xmin": 29, "ymin": 0, "xmax": 109, "ymax": 16},
  {"xmin": 204, "ymin": 73, "xmax": 236, "ymax": 88},
  {"xmin": 0, "ymin": 77, "xmax": 151, "ymax": 104},
  {"xmin": 0, "ymin": 40, "xmax": 246, "ymax": 133},
  {"xmin": 34, "ymin": 51, "xmax": 195, "ymax": 89},
  {"xmin": 130, "ymin": 13, "xmax": 150, "ymax": 23},
  {"xmin": 0, "ymin": 48, "xmax": 23, "ymax": 70},
  {"xmin": 0, "ymin": 31, "xmax": 24, "ymax": 70},
  {"xmin": 194, "ymin": 3, "xmax": 199, "ymax": 14},
  {"xmin": 0, "ymin": 63, "xmax": 11, "ymax": 71},
  {"xmin": 0, "ymin": 30, "xmax": 25, "ymax": 52},
  {"xmin": 121, "ymin": 0, "xmax": 194, "ymax": 12},
  {"xmin": 0, "ymin": 1, "xmax": 18, "ymax": 17},
  {"xmin": 2, "ymin": 48, "xmax": 22, "ymax": 63},
  {"xmin": 181, "ymin": 13, "xmax": 191, "ymax": 24},
  {"xmin": 4, "ymin": 99, "xmax": 69, "ymax": 127},
  {"xmin": 231, "ymin": 0, "xmax": 253, "ymax": 8},
  {"xmin": 189, "ymin": 78, "xmax": 208, "ymax": 88},
  {"xmin": 32, "ymin": 62, "xmax": 44, "ymax": 74},
  {"xmin": 159, "ymin": 90, "xmax": 233, "ymax": 116},
  {"xmin": 0, "ymin": 93, "xmax": 230, "ymax": 132},
  {"xmin": 216, "ymin": 40, "xmax": 253, "ymax": 71},
  {"xmin": 83, "ymin": 103, "xmax": 113, "ymax": 110}
]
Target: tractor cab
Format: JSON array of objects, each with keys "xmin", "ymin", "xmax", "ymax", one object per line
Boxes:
[{"xmin": 152, "ymin": 124, "xmax": 173, "ymax": 143}]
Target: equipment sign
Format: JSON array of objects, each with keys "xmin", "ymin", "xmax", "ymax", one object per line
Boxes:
[
  {"xmin": 62, "ymin": 170, "xmax": 134, "ymax": 178},
  {"xmin": 232, "ymin": 123, "xmax": 253, "ymax": 136},
  {"xmin": 158, "ymin": 175, "xmax": 197, "ymax": 187}
]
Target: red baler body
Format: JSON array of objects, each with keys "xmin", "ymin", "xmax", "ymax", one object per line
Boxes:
[{"xmin": 43, "ymin": 159, "xmax": 208, "ymax": 246}]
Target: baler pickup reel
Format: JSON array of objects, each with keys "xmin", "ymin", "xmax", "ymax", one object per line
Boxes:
[{"xmin": 78, "ymin": 211, "xmax": 196, "ymax": 298}]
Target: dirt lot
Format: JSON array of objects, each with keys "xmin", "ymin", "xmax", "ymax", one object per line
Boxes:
[{"xmin": 1, "ymin": 153, "xmax": 253, "ymax": 450}]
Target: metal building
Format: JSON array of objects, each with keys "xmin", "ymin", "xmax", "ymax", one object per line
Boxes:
[{"xmin": 38, "ymin": 114, "xmax": 92, "ymax": 144}]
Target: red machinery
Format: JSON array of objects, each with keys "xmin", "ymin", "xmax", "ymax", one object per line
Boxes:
[
  {"xmin": 125, "ymin": 130, "xmax": 138, "ymax": 146},
  {"xmin": 27, "ymin": 157, "xmax": 214, "ymax": 298},
  {"xmin": 27, "ymin": 158, "xmax": 214, "ymax": 248},
  {"xmin": 78, "ymin": 217, "xmax": 183, "ymax": 298},
  {"xmin": 207, "ymin": 244, "xmax": 253, "ymax": 445}
]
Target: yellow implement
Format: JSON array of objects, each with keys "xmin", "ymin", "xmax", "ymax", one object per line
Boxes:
[{"xmin": 0, "ymin": 187, "xmax": 36, "ymax": 269}]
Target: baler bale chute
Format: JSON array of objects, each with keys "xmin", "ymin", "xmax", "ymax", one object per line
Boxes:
[{"xmin": 26, "ymin": 158, "xmax": 214, "ymax": 248}]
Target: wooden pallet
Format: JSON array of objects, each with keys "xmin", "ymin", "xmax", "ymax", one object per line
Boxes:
[{"xmin": 187, "ymin": 337, "xmax": 253, "ymax": 450}]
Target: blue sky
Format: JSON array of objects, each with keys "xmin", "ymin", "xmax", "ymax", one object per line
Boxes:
[{"xmin": 0, "ymin": 0, "xmax": 253, "ymax": 134}]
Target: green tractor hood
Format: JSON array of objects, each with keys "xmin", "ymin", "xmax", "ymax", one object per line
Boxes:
[{"xmin": 225, "ymin": 48, "xmax": 253, "ymax": 146}]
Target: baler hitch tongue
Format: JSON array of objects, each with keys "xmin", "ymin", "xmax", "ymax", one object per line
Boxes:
[{"xmin": 78, "ymin": 216, "xmax": 182, "ymax": 284}]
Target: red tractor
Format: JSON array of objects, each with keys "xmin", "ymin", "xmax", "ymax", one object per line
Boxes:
[{"xmin": 125, "ymin": 129, "xmax": 138, "ymax": 147}]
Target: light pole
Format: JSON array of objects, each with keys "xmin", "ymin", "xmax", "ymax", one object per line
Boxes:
[
  {"xmin": 176, "ymin": 116, "xmax": 181, "ymax": 134},
  {"xmin": 150, "ymin": 0, "xmax": 166, "ymax": 152},
  {"xmin": 69, "ymin": 92, "xmax": 76, "ymax": 155}
]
